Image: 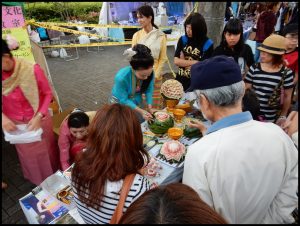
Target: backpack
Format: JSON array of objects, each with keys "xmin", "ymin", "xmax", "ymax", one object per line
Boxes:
[
  {"xmin": 36, "ymin": 27, "xmax": 49, "ymax": 40},
  {"xmin": 181, "ymin": 35, "xmax": 213, "ymax": 58}
]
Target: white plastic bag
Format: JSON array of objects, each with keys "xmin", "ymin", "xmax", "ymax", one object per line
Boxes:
[
  {"xmin": 59, "ymin": 48, "xmax": 68, "ymax": 58},
  {"xmin": 76, "ymin": 26, "xmax": 86, "ymax": 33},
  {"xmin": 30, "ymin": 31, "xmax": 41, "ymax": 43},
  {"xmin": 51, "ymin": 50, "xmax": 60, "ymax": 58},
  {"xmin": 3, "ymin": 124, "xmax": 43, "ymax": 144},
  {"xmin": 78, "ymin": 35, "xmax": 90, "ymax": 44}
]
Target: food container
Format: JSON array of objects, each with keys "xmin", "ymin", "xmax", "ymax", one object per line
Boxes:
[
  {"xmin": 173, "ymin": 109, "xmax": 186, "ymax": 123},
  {"xmin": 175, "ymin": 102, "xmax": 192, "ymax": 113},
  {"xmin": 166, "ymin": 99, "xmax": 179, "ymax": 113},
  {"xmin": 167, "ymin": 127, "xmax": 183, "ymax": 140}
]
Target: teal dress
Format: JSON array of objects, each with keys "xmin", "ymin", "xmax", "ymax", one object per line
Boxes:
[{"xmin": 111, "ymin": 66, "xmax": 155, "ymax": 109}]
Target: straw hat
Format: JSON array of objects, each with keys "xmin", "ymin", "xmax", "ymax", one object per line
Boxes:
[{"xmin": 257, "ymin": 34, "xmax": 286, "ymax": 55}]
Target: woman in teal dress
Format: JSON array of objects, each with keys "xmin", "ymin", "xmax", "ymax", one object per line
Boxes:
[{"xmin": 111, "ymin": 44, "xmax": 155, "ymax": 122}]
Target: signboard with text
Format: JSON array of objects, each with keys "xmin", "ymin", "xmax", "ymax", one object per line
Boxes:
[
  {"xmin": 2, "ymin": 6, "xmax": 35, "ymax": 63},
  {"xmin": 2, "ymin": 28, "xmax": 35, "ymax": 62},
  {"xmin": 2, "ymin": 6, "xmax": 25, "ymax": 29}
]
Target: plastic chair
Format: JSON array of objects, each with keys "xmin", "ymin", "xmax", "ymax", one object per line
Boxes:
[{"xmin": 86, "ymin": 29, "xmax": 104, "ymax": 53}]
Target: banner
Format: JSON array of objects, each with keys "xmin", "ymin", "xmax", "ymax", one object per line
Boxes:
[
  {"xmin": 2, "ymin": 27, "xmax": 35, "ymax": 62},
  {"xmin": 2, "ymin": 5, "xmax": 25, "ymax": 28},
  {"xmin": 2, "ymin": 6, "xmax": 34, "ymax": 62}
]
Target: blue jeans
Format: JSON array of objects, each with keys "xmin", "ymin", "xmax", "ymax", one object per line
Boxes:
[{"xmin": 254, "ymin": 42, "xmax": 262, "ymax": 63}]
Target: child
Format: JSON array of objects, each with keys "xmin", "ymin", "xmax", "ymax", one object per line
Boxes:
[
  {"xmin": 58, "ymin": 109, "xmax": 91, "ymax": 170},
  {"xmin": 213, "ymin": 18, "xmax": 254, "ymax": 79},
  {"xmin": 174, "ymin": 12, "xmax": 213, "ymax": 91},
  {"xmin": 242, "ymin": 89, "xmax": 265, "ymax": 121}
]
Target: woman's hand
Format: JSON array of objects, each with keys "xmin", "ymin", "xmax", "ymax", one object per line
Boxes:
[
  {"xmin": 2, "ymin": 114, "xmax": 17, "ymax": 132},
  {"xmin": 27, "ymin": 113, "xmax": 43, "ymax": 131},
  {"xmin": 136, "ymin": 107, "xmax": 153, "ymax": 121},
  {"xmin": 188, "ymin": 120, "xmax": 207, "ymax": 135},
  {"xmin": 142, "ymin": 110, "xmax": 153, "ymax": 121}
]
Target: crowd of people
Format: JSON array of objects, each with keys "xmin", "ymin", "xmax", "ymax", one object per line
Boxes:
[{"xmin": 2, "ymin": 2, "xmax": 298, "ymax": 224}]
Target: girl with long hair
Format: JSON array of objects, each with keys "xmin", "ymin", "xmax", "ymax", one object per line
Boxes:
[
  {"xmin": 174, "ymin": 12, "xmax": 213, "ymax": 91},
  {"xmin": 71, "ymin": 103, "xmax": 150, "ymax": 224},
  {"xmin": 213, "ymin": 18, "xmax": 254, "ymax": 78}
]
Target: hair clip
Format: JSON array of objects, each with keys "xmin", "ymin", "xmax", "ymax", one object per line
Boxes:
[
  {"xmin": 123, "ymin": 48, "xmax": 137, "ymax": 61},
  {"xmin": 71, "ymin": 108, "xmax": 83, "ymax": 113}
]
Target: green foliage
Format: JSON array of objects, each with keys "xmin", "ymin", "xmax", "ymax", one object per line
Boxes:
[{"xmin": 24, "ymin": 2, "xmax": 102, "ymax": 23}]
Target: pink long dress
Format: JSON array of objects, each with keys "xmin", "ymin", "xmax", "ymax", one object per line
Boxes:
[{"xmin": 2, "ymin": 60, "xmax": 59, "ymax": 185}]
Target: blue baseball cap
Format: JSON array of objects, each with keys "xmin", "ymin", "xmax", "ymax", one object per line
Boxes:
[{"xmin": 186, "ymin": 55, "xmax": 242, "ymax": 91}]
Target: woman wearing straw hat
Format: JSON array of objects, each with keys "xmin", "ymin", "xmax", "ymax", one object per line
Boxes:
[{"xmin": 245, "ymin": 34, "xmax": 295, "ymax": 125}]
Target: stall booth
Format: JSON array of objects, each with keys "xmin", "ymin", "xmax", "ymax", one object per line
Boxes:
[{"xmin": 98, "ymin": 2, "xmax": 196, "ymax": 48}]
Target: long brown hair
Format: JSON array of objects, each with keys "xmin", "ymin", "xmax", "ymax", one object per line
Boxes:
[
  {"xmin": 72, "ymin": 103, "xmax": 149, "ymax": 209},
  {"xmin": 119, "ymin": 183, "xmax": 228, "ymax": 224}
]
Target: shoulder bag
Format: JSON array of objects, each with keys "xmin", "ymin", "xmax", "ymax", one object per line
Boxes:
[
  {"xmin": 268, "ymin": 67, "xmax": 289, "ymax": 110},
  {"xmin": 109, "ymin": 174, "xmax": 135, "ymax": 224}
]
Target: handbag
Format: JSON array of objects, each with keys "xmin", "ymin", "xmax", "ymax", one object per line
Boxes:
[
  {"xmin": 268, "ymin": 67, "xmax": 288, "ymax": 110},
  {"xmin": 109, "ymin": 174, "xmax": 135, "ymax": 224}
]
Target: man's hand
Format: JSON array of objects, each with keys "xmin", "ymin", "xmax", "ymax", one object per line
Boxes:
[{"xmin": 189, "ymin": 120, "xmax": 207, "ymax": 135}]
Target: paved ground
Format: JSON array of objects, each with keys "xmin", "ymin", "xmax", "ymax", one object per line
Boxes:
[
  {"xmin": 2, "ymin": 45, "xmax": 177, "ymax": 224},
  {"xmin": 48, "ymin": 45, "xmax": 177, "ymax": 112}
]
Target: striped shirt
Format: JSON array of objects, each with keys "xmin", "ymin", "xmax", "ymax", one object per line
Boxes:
[
  {"xmin": 71, "ymin": 174, "xmax": 150, "ymax": 224},
  {"xmin": 245, "ymin": 64, "xmax": 294, "ymax": 122}
]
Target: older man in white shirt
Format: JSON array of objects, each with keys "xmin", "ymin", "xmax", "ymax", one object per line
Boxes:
[{"xmin": 182, "ymin": 56, "xmax": 298, "ymax": 224}]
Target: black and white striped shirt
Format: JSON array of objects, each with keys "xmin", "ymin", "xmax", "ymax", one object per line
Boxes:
[
  {"xmin": 245, "ymin": 64, "xmax": 294, "ymax": 122},
  {"xmin": 72, "ymin": 174, "xmax": 150, "ymax": 224}
]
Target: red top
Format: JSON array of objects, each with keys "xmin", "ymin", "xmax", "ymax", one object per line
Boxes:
[
  {"xmin": 2, "ymin": 59, "xmax": 53, "ymax": 122},
  {"xmin": 284, "ymin": 49, "xmax": 298, "ymax": 74}
]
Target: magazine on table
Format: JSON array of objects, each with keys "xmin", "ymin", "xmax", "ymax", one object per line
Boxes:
[
  {"xmin": 20, "ymin": 188, "xmax": 69, "ymax": 224},
  {"xmin": 19, "ymin": 165, "xmax": 82, "ymax": 224}
]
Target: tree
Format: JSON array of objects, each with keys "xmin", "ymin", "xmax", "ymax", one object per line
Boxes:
[{"xmin": 198, "ymin": 2, "xmax": 226, "ymax": 47}]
